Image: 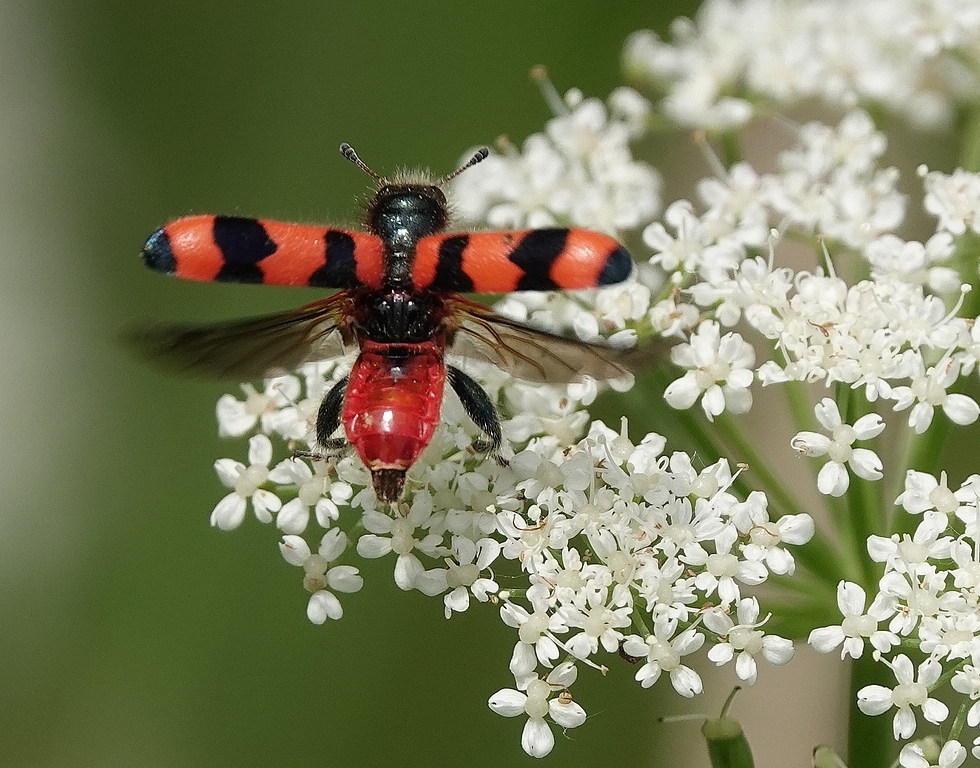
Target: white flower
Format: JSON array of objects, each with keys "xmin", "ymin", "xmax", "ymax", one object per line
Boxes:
[
  {"xmin": 441, "ymin": 536, "xmax": 501, "ymax": 618},
  {"xmin": 892, "ymin": 358, "xmax": 980, "ymax": 434},
  {"xmin": 644, "ymin": 199, "xmax": 746, "ymax": 285},
  {"xmin": 621, "ymin": 615, "xmax": 705, "ymax": 696},
  {"xmin": 684, "ymin": 528, "xmax": 768, "ymax": 605},
  {"xmin": 867, "ymin": 520, "xmax": 954, "ymax": 579},
  {"xmin": 561, "ymin": 591, "xmax": 633, "ymax": 660},
  {"xmin": 899, "ymin": 739, "xmax": 966, "ymax": 768},
  {"xmin": 488, "ymin": 662, "xmax": 587, "ymax": 758},
  {"xmin": 857, "ymin": 655, "xmax": 949, "ymax": 739},
  {"xmin": 875, "ymin": 569, "xmax": 948, "ymax": 637},
  {"xmin": 279, "ymin": 529, "xmax": 363, "ymax": 623},
  {"xmin": 215, "ymin": 376, "xmax": 301, "ymax": 437},
  {"xmin": 355, "ymin": 494, "xmax": 448, "ymax": 595},
  {"xmin": 266, "ymin": 458, "xmax": 348, "ymax": 534},
  {"xmin": 703, "ymin": 597, "xmax": 795, "ymax": 684},
  {"xmin": 730, "ymin": 492, "xmax": 814, "ymax": 575},
  {"xmin": 864, "ymin": 232, "xmax": 959, "ymax": 293},
  {"xmin": 451, "ymin": 89, "xmax": 660, "ymax": 235},
  {"xmin": 790, "ymin": 398, "xmax": 884, "ymax": 496},
  {"xmin": 951, "ymin": 665, "xmax": 980, "ymax": 727},
  {"xmin": 500, "ymin": 598, "xmax": 567, "ymax": 676},
  {"xmin": 895, "ymin": 470, "xmax": 967, "ymax": 516},
  {"xmin": 664, "ymin": 321, "xmax": 755, "ymax": 420},
  {"xmin": 808, "ymin": 581, "xmax": 899, "ymax": 658},
  {"xmin": 924, "ymin": 167, "xmax": 980, "ymax": 236},
  {"xmin": 625, "ymin": 4, "xmax": 977, "ymax": 130},
  {"xmin": 210, "ymin": 434, "xmax": 282, "ymax": 530}
]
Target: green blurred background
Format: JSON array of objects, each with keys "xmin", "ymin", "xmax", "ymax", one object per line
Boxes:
[{"xmin": 0, "ymin": 2, "xmax": 707, "ymax": 766}]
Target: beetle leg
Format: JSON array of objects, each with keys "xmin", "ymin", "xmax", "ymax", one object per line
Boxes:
[
  {"xmin": 448, "ymin": 366, "xmax": 507, "ymax": 466},
  {"xmin": 312, "ymin": 375, "xmax": 350, "ymax": 455}
]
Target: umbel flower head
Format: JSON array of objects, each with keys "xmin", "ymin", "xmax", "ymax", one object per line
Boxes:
[{"xmin": 173, "ymin": 0, "xmax": 980, "ymax": 761}]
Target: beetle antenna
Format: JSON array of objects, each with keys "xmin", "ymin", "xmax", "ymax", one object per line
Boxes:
[
  {"xmin": 438, "ymin": 146, "xmax": 489, "ymax": 186},
  {"xmin": 339, "ymin": 143, "xmax": 383, "ymax": 183}
]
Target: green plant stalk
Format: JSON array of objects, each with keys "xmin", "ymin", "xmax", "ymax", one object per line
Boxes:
[
  {"xmin": 948, "ymin": 699, "xmax": 971, "ymax": 745},
  {"xmin": 849, "ymin": 653, "xmax": 898, "ymax": 768},
  {"xmin": 701, "ymin": 688, "xmax": 755, "ymax": 768},
  {"xmin": 711, "ymin": 411, "xmax": 847, "ymax": 585},
  {"xmin": 959, "ymin": 102, "xmax": 980, "ymax": 172}
]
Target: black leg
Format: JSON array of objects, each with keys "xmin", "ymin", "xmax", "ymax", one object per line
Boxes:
[
  {"xmin": 316, "ymin": 375, "xmax": 349, "ymax": 451},
  {"xmin": 448, "ymin": 366, "xmax": 506, "ymax": 465}
]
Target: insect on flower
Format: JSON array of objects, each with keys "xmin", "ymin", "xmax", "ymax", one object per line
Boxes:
[{"xmin": 139, "ymin": 144, "xmax": 635, "ymax": 503}]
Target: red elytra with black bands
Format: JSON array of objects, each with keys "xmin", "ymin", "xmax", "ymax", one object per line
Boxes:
[
  {"xmin": 144, "ymin": 215, "xmax": 386, "ymax": 289},
  {"xmin": 140, "ymin": 144, "xmax": 636, "ymax": 504},
  {"xmin": 143, "ymin": 217, "xmax": 629, "ymax": 293},
  {"xmin": 413, "ymin": 229, "xmax": 631, "ymax": 292}
]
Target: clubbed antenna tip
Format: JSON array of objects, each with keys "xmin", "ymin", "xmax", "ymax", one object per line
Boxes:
[
  {"xmin": 438, "ymin": 146, "xmax": 489, "ymax": 186},
  {"xmin": 339, "ymin": 142, "xmax": 382, "ymax": 182}
]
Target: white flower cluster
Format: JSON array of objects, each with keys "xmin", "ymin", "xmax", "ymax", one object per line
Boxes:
[
  {"xmin": 628, "ymin": 81, "xmax": 980, "ymax": 752},
  {"xmin": 809, "ymin": 469, "xmax": 980, "ymax": 754},
  {"xmin": 451, "ymin": 87, "xmax": 661, "ymax": 348},
  {"xmin": 206, "ymin": 85, "xmax": 805, "ymax": 759},
  {"xmin": 642, "ymin": 110, "xmax": 980, "ymax": 489},
  {"xmin": 924, "ymin": 167, "xmax": 980, "ymax": 239},
  {"xmin": 191, "ymin": 4, "xmax": 980, "ymax": 760},
  {"xmin": 624, "ymin": 0, "xmax": 980, "ymax": 130},
  {"xmin": 211, "ymin": 355, "xmax": 811, "ymax": 756},
  {"xmin": 451, "ymin": 87, "xmax": 660, "ymax": 235}
]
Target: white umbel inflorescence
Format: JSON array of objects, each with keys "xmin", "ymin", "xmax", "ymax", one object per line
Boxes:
[{"xmin": 196, "ymin": 3, "xmax": 980, "ymax": 758}]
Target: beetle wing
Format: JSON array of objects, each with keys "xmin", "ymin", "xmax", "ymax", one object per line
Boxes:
[
  {"xmin": 444, "ymin": 295, "xmax": 633, "ymax": 384},
  {"xmin": 142, "ymin": 216, "xmax": 386, "ymax": 290},
  {"xmin": 134, "ymin": 292, "xmax": 357, "ymax": 380},
  {"xmin": 414, "ymin": 229, "xmax": 633, "ymax": 293}
]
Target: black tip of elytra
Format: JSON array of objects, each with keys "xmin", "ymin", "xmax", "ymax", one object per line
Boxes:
[
  {"xmin": 597, "ymin": 244, "xmax": 633, "ymax": 286},
  {"xmin": 141, "ymin": 228, "xmax": 176, "ymax": 274},
  {"xmin": 371, "ymin": 468, "xmax": 407, "ymax": 504}
]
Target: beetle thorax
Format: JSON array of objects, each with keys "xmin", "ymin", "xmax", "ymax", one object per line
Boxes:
[
  {"xmin": 361, "ymin": 290, "xmax": 438, "ymax": 343},
  {"xmin": 368, "ymin": 185, "xmax": 448, "ymax": 248}
]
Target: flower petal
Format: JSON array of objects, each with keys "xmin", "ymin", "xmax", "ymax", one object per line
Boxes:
[
  {"xmin": 521, "ymin": 717, "xmax": 555, "ymax": 758},
  {"xmin": 307, "ymin": 590, "xmax": 342, "ymax": 623},
  {"xmin": 488, "ymin": 689, "xmax": 526, "ymax": 718},
  {"xmin": 549, "ymin": 699, "xmax": 586, "ymax": 728},
  {"xmin": 279, "ymin": 534, "xmax": 311, "ymax": 566},
  {"xmin": 210, "ymin": 493, "xmax": 246, "ymax": 530},
  {"xmin": 818, "ymin": 461, "xmax": 850, "ymax": 496}
]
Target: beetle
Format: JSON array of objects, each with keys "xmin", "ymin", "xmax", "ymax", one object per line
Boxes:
[{"xmin": 140, "ymin": 144, "xmax": 634, "ymax": 503}]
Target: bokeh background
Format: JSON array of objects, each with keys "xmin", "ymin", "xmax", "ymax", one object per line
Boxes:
[{"xmin": 0, "ymin": 2, "xmax": 846, "ymax": 766}]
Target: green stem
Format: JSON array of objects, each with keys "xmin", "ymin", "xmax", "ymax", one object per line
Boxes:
[
  {"xmin": 959, "ymin": 102, "xmax": 980, "ymax": 172},
  {"xmin": 841, "ymin": 472, "xmax": 882, "ymax": 591},
  {"xmin": 904, "ymin": 409, "xmax": 951, "ymax": 475},
  {"xmin": 781, "ymin": 531, "xmax": 848, "ymax": 590},
  {"xmin": 717, "ymin": 131, "xmax": 743, "ymax": 168},
  {"xmin": 949, "ymin": 698, "xmax": 971, "ymax": 744},
  {"xmin": 783, "ymin": 379, "xmax": 814, "ymax": 434},
  {"xmin": 821, "ymin": 490, "xmax": 867, "ymax": 586},
  {"xmin": 712, "ymin": 411, "xmax": 805, "ymax": 521},
  {"xmin": 848, "ymin": 655, "xmax": 898, "ymax": 768},
  {"xmin": 674, "ymin": 403, "xmax": 739, "ymax": 469},
  {"xmin": 711, "ymin": 411, "xmax": 848, "ymax": 587},
  {"xmin": 764, "ymin": 570, "xmax": 845, "ymax": 639},
  {"xmin": 631, "ymin": 609, "xmax": 652, "ymax": 638},
  {"xmin": 930, "ymin": 658, "xmax": 966, "ymax": 692},
  {"xmin": 838, "ymin": 386, "xmax": 884, "ymax": 591}
]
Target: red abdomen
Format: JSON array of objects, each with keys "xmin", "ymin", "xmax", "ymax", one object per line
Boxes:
[{"xmin": 342, "ymin": 340, "xmax": 447, "ymax": 478}]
